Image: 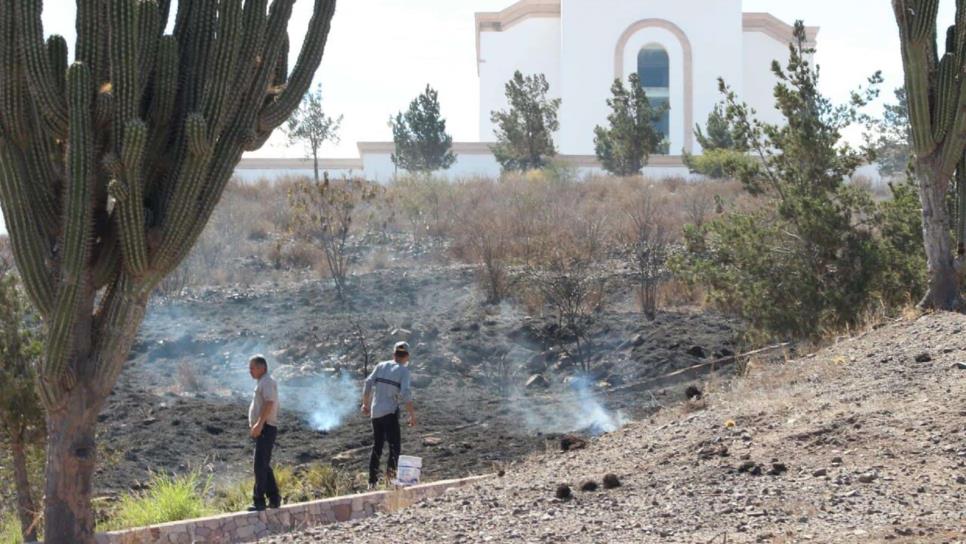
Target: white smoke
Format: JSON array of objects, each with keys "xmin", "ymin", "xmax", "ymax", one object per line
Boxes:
[{"xmin": 510, "ymin": 374, "xmax": 627, "ymax": 436}]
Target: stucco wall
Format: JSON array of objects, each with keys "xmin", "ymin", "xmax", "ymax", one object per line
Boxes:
[
  {"xmin": 558, "ymin": 0, "xmax": 743, "ymax": 155},
  {"xmin": 740, "ymin": 30, "xmax": 791, "ymax": 127},
  {"xmin": 478, "ymin": 17, "xmax": 561, "ymax": 141}
]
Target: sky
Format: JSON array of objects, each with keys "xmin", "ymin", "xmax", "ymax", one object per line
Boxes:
[{"xmin": 32, "ymin": 0, "xmax": 955, "ymax": 160}]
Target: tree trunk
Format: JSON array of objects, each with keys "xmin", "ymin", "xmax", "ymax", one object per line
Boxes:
[
  {"xmin": 11, "ymin": 437, "xmax": 38, "ymax": 543},
  {"xmin": 312, "ymin": 144, "xmax": 320, "ymax": 183},
  {"xmin": 43, "ymin": 384, "xmax": 102, "ymax": 544},
  {"xmin": 917, "ymin": 165, "xmax": 963, "ymax": 310}
]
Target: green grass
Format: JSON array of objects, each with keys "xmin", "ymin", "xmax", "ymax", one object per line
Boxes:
[
  {"xmin": 100, "ymin": 471, "xmax": 214, "ymax": 532},
  {"xmin": 0, "ymin": 512, "xmax": 23, "ymax": 544},
  {"xmin": 212, "ymin": 463, "xmax": 355, "ymax": 513}
]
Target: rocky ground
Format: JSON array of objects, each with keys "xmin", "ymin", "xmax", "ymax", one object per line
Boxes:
[
  {"xmin": 90, "ymin": 261, "xmax": 741, "ymax": 496},
  {"xmin": 266, "ymin": 312, "xmax": 966, "ymax": 544}
]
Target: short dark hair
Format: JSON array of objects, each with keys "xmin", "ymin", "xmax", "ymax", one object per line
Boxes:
[{"xmin": 249, "ymin": 355, "xmax": 268, "ymax": 370}]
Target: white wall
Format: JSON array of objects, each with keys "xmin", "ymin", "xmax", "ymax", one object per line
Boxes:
[
  {"xmin": 360, "ymin": 150, "xmax": 504, "ymax": 183},
  {"xmin": 741, "ymin": 31, "xmax": 790, "ymax": 127},
  {"xmin": 478, "ymin": 17, "xmax": 562, "ymax": 141},
  {"xmin": 558, "ymin": 0, "xmax": 744, "ymax": 155}
]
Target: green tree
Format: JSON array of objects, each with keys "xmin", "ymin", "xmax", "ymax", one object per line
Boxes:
[
  {"xmin": 490, "ymin": 71, "xmax": 561, "ymax": 172},
  {"xmin": 865, "ymin": 87, "xmax": 911, "ymax": 179},
  {"xmin": 287, "ymin": 84, "xmax": 343, "ymax": 182},
  {"xmin": 672, "ymin": 21, "xmax": 920, "ymax": 339},
  {"xmin": 593, "ymin": 73, "xmax": 665, "ymax": 176},
  {"xmin": 0, "ymin": 269, "xmax": 43, "ymax": 543},
  {"xmin": 893, "ymin": 0, "xmax": 966, "ymax": 310},
  {"xmin": 391, "ymin": 85, "xmax": 456, "ymax": 174},
  {"xmin": 0, "ymin": 1, "xmax": 337, "ymax": 541},
  {"xmin": 684, "ymin": 103, "xmax": 756, "ymax": 179},
  {"xmin": 694, "ymin": 103, "xmax": 737, "ymax": 151}
]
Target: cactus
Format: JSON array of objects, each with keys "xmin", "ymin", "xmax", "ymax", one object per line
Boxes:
[
  {"xmin": 0, "ymin": 1, "xmax": 337, "ymax": 541},
  {"xmin": 893, "ymin": 0, "xmax": 966, "ymax": 309}
]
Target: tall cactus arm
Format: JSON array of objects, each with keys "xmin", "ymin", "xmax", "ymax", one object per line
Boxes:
[
  {"xmin": 110, "ymin": 0, "xmax": 142, "ymax": 154},
  {"xmin": 147, "ymin": 37, "xmax": 179, "ymax": 152},
  {"xmin": 152, "ymin": 114, "xmax": 212, "ymax": 273},
  {"xmin": 0, "ymin": 143, "xmax": 55, "ymax": 317},
  {"xmin": 0, "ymin": 3, "xmax": 30, "ymax": 145},
  {"xmin": 43, "ymin": 63, "xmax": 96, "ymax": 391},
  {"xmin": 92, "ymin": 228, "xmax": 122, "ymax": 291},
  {"xmin": 894, "ymin": 0, "xmax": 940, "ymax": 157},
  {"xmin": 222, "ymin": 0, "xmax": 269, "ymax": 125},
  {"xmin": 24, "ymin": 120, "xmax": 62, "ymax": 233},
  {"xmin": 75, "ymin": 0, "xmax": 103, "ymax": 73},
  {"xmin": 259, "ymin": 0, "xmax": 337, "ymax": 130},
  {"xmin": 15, "ymin": 0, "xmax": 69, "ymax": 139},
  {"xmin": 111, "ymin": 120, "xmax": 149, "ymax": 275},
  {"xmin": 138, "ymin": 1, "xmax": 162, "ymax": 97},
  {"xmin": 47, "ymin": 36, "xmax": 69, "ymax": 97},
  {"xmin": 201, "ymin": 0, "xmax": 244, "ymax": 138},
  {"xmin": 174, "ymin": 1, "xmax": 217, "ymax": 118},
  {"xmin": 92, "ymin": 274, "xmax": 150, "ymax": 393}
]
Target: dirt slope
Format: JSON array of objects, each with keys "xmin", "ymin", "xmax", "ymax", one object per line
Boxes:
[{"xmin": 268, "ymin": 312, "xmax": 966, "ymax": 544}]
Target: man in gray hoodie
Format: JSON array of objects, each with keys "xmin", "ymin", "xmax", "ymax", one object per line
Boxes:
[{"xmin": 361, "ymin": 341, "xmax": 416, "ymax": 489}]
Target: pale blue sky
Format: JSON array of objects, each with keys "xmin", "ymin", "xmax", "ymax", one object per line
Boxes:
[{"xmin": 35, "ymin": 0, "xmax": 956, "ymax": 157}]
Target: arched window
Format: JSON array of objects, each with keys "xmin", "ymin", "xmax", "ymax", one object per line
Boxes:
[{"xmin": 637, "ymin": 46, "xmax": 670, "ymax": 145}]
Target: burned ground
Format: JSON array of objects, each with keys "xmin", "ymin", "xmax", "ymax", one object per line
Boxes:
[{"xmin": 91, "ymin": 262, "xmax": 741, "ymax": 497}]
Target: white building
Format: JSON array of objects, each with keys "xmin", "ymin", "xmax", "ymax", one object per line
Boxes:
[{"xmin": 236, "ymin": 0, "xmax": 816, "ymax": 183}]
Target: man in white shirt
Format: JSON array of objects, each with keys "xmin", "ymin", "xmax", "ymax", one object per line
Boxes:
[{"xmin": 248, "ymin": 355, "xmax": 280, "ymax": 511}]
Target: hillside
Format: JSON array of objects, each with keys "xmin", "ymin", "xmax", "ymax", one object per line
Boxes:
[{"xmin": 268, "ymin": 312, "xmax": 965, "ymax": 544}]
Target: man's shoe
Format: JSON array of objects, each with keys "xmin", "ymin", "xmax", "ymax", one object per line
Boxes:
[
  {"xmin": 268, "ymin": 501, "xmax": 282, "ymax": 509},
  {"xmin": 367, "ymin": 482, "xmax": 377, "ymax": 491},
  {"xmin": 246, "ymin": 505, "xmax": 266, "ymax": 512}
]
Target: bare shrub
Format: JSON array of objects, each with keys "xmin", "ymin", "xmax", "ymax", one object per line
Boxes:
[
  {"xmin": 289, "ymin": 176, "xmax": 378, "ymax": 300},
  {"xmin": 176, "ymin": 361, "xmax": 202, "ymax": 394},
  {"xmin": 624, "ymin": 193, "xmax": 671, "ymax": 320},
  {"xmin": 523, "ymin": 255, "xmax": 608, "ymax": 373}
]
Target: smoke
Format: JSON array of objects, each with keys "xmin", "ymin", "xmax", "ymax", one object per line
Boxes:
[
  {"xmin": 510, "ymin": 374, "xmax": 627, "ymax": 436},
  {"xmin": 211, "ymin": 340, "xmax": 361, "ymax": 433},
  {"xmin": 281, "ymin": 372, "xmax": 359, "ymax": 432},
  {"xmin": 142, "ymin": 306, "xmax": 361, "ymax": 433}
]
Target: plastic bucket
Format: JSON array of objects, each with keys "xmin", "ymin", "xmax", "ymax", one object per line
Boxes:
[{"xmin": 395, "ymin": 455, "xmax": 422, "ymax": 486}]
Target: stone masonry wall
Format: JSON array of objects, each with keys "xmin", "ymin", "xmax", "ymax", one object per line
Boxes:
[{"xmin": 95, "ymin": 475, "xmax": 491, "ymax": 544}]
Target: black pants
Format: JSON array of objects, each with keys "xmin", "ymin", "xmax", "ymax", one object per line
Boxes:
[
  {"xmin": 253, "ymin": 424, "xmax": 280, "ymax": 507},
  {"xmin": 369, "ymin": 411, "xmax": 401, "ymax": 484}
]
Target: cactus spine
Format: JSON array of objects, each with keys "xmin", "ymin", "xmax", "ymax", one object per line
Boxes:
[{"xmin": 0, "ymin": 1, "xmax": 338, "ymax": 541}]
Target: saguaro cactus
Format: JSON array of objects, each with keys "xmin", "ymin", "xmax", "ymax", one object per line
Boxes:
[
  {"xmin": 0, "ymin": 1, "xmax": 337, "ymax": 541},
  {"xmin": 893, "ymin": 0, "xmax": 966, "ymax": 309}
]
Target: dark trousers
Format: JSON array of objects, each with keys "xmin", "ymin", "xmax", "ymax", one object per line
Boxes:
[
  {"xmin": 253, "ymin": 424, "xmax": 280, "ymax": 507},
  {"xmin": 369, "ymin": 411, "xmax": 401, "ymax": 484}
]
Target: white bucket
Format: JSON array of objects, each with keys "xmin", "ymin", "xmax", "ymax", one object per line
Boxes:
[{"xmin": 394, "ymin": 455, "xmax": 422, "ymax": 486}]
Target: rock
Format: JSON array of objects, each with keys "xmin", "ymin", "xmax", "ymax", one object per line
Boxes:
[
  {"xmin": 685, "ymin": 385, "xmax": 703, "ymax": 401},
  {"xmin": 602, "ymin": 474, "xmax": 622, "ymax": 489},
  {"xmin": 525, "ymin": 374, "xmax": 550, "ymax": 390},
  {"xmin": 555, "ymin": 484, "xmax": 572, "ymax": 500},
  {"xmin": 631, "ymin": 334, "xmax": 647, "ymax": 347},
  {"xmin": 559, "ymin": 435, "xmax": 588, "ymax": 452},
  {"xmin": 422, "ymin": 436, "xmax": 443, "ymax": 446},
  {"xmin": 857, "ymin": 472, "xmax": 877, "ymax": 484},
  {"xmin": 914, "ymin": 352, "xmax": 932, "ymax": 363},
  {"xmin": 579, "ymin": 480, "xmax": 599, "ymax": 492},
  {"xmin": 687, "ymin": 345, "xmax": 708, "ymax": 358},
  {"xmin": 956, "ymin": 475, "xmax": 965, "ymax": 485},
  {"xmin": 830, "ymin": 456, "xmax": 843, "ymax": 465},
  {"xmin": 812, "ymin": 468, "xmax": 828, "ymax": 477},
  {"xmin": 954, "ymin": 362, "xmax": 966, "ymax": 370},
  {"xmin": 738, "ymin": 461, "xmax": 762, "ymax": 476},
  {"xmin": 768, "ymin": 463, "xmax": 788, "ymax": 476}
]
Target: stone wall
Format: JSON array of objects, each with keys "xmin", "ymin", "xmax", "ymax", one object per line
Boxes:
[{"xmin": 95, "ymin": 475, "xmax": 491, "ymax": 544}]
